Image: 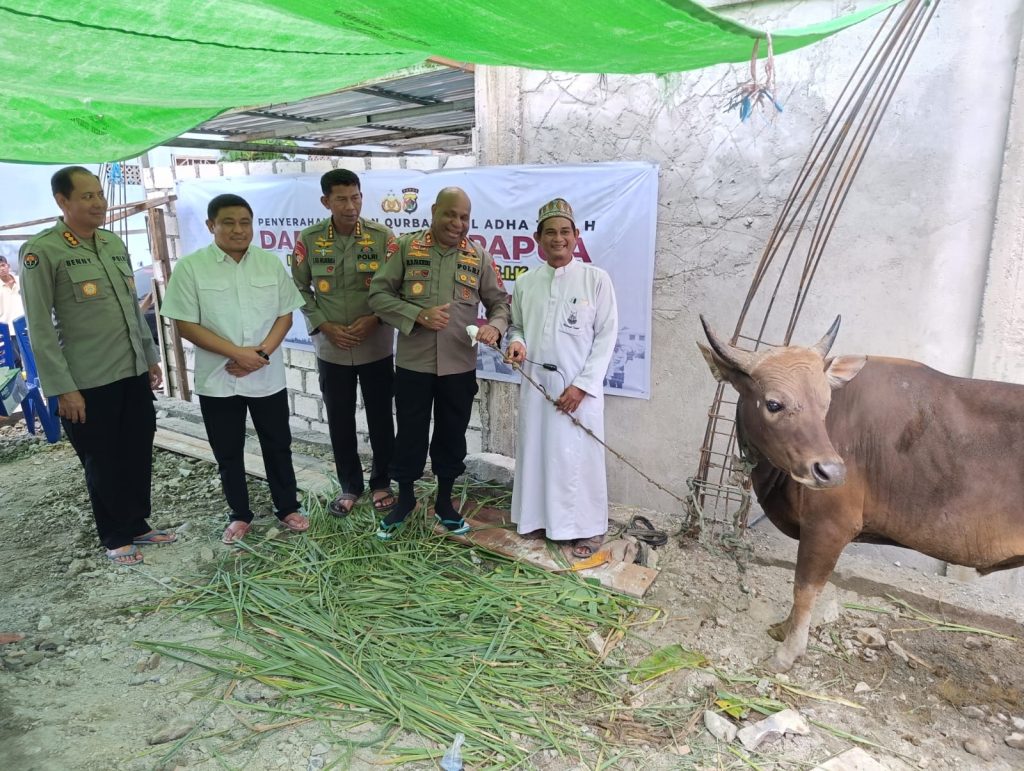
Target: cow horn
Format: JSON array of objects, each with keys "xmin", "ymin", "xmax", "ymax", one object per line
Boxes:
[
  {"xmin": 810, "ymin": 315, "xmax": 842, "ymax": 358},
  {"xmin": 700, "ymin": 315, "xmax": 759, "ymax": 374}
]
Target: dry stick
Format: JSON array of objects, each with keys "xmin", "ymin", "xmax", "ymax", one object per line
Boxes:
[{"xmin": 495, "ymin": 341, "xmax": 688, "ymax": 506}]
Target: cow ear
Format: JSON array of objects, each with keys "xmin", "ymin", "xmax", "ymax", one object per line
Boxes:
[
  {"xmin": 698, "ymin": 342, "xmax": 745, "ymax": 386},
  {"xmin": 824, "ymin": 354, "xmax": 866, "ymax": 390}
]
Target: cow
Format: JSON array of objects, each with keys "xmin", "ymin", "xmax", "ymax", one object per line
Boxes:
[{"xmin": 697, "ymin": 315, "xmax": 1024, "ymax": 672}]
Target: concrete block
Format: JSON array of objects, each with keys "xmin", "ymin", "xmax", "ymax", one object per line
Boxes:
[
  {"xmin": 142, "ymin": 168, "xmax": 155, "ymax": 189},
  {"xmin": 275, "ymin": 161, "xmax": 304, "ymax": 175},
  {"xmin": 285, "ymin": 366, "xmax": 304, "ymax": 392},
  {"xmin": 336, "ymin": 158, "xmax": 367, "ymax": 173},
  {"xmin": 289, "ymin": 348, "xmax": 317, "ymax": 370},
  {"xmin": 370, "ymin": 156, "xmax": 403, "ymax": 170},
  {"xmin": 304, "ymin": 370, "xmax": 322, "ymax": 397},
  {"xmin": 405, "ymin": 156, "xmax": 441, "ymax": 171},
  {"xmin": 221, "ymin": 162, "xmax": 247, "ymax": 178},
  {"xmin": 249, "ymin": 161, "xmax": 275, "ymax": 176},
  {"xmin": 305, "ymin": 160, "xmax": 335, "ymax": 173},
  {"xmin": 176, "ymin": 165, "xmax": 199, "ymax": 180},
  {"xmin": 442, "ymin": 155, "xmax": 477, "ymax": 169},
  {"xmin": 293, "ymin": 394, "xmax": 321, "ymax": 420},
  {"xmin": 197, "ymin": 164, "xmax": 222, "ymax": 179},
  {"xmin": 308, "ymin": 419, "xmax": 331, "ymax": 435},
  {"xmin": 152, "ymin": 167, "xmax": 175, "ymax": 188},
  {"xmin": 464, "ymin": 452, "xmax": 515, "ymax": 487},
  {"xmin": 289, "ymin": 416, "xmax": 310, "ymax": 433}
]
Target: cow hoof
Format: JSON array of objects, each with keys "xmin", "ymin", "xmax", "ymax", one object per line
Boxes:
[
  {"xmin": 766, "ymin": 652, "xmax": 795, "ymax": 673},
  {"xmin": 767, "ymin": 621, "xmax": 789, "ymax": 643}
]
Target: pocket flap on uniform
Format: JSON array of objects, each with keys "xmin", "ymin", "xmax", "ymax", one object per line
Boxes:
[
  {"xmin": 355, "ymin": 258, "xmax": 382, "ymax": 273},
  {"xmin": 454, "ymin": 270, "xmax": 479, "ymax": 289},
  {"xmin": 65, "ymin": 263, "xmax": 103, "ymax": 282}
]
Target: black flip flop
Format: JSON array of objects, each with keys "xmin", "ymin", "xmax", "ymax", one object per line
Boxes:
[{"xmin": 625, "ymin": 515, "xmax": 668, "ymax": 547}]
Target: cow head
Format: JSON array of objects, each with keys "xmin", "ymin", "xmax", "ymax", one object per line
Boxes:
[{"xmin": 698, "ymin": 316, "xmax": 866, "ymax": 489}]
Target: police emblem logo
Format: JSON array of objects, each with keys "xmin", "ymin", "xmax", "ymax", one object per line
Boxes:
[
  {"xmin": 82, "ymin": 281, "xmax": 98, "ymax": 297},
  {"xmin": 459, "ymin": 273, "xmax": 468, "ymax": 282},
  {"xmin": 411, "ymin": 281, "xmax": 424, "ymax": 296},
  {"xmin": 293, "ymin": 241, "xmax": 307, "ymax": 266},
  {"xmin": 402, "ymin": 187, "xmax": 419, "ymax": 214},
  {"xmin": 357, "ymin": 262, "xmax": 368, "ymax": 271},
  {"xmin": 317, "ymin": 279, "xmax": 331, "ymax": 293},
  {"xmin": 326, "ymin": 264, "xmax": 335, "ymax": 274},
  {"xmin": 462, "ymin": 287, "xmax": 471, "ymax": 300},
  {"xmin": 369, "ymin": 261, "xmax": 379, "ymax": 271},
  {"xmin": 62, "ymin": 231, "xmax": 80, "ymax": 247},
  {"xmin": 23, "ymin": 253, "xmax": 39, "ymax": 270},
  {"xmin": 381, "ymin": 193, "xmax": 402, "ymax": 214},
  {"xmin": 364, "ymin": 276, "xmax": 372, "ymax": 288}
]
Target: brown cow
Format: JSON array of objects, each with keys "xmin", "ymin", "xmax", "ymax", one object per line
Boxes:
[{"xmin": 698, "ymin": 315, "xmax": 1024, "ymax": 672}]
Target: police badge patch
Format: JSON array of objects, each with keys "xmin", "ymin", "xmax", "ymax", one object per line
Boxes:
[
  {"xmin": 23, "ymin": 253, "xmax": 39, "ymax": 270},
  {"xmin": 292, "ymin": 240, "xmax": 307, "ymax": 266}
]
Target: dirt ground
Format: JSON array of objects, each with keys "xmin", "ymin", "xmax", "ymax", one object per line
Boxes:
[{"xmin": 2, "ymin": 424, "xmax": 1023, "ymax": 770}]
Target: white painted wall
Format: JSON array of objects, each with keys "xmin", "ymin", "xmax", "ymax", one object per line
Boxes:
[{"xmin": 476, "ymin": 0, "xmax": 1024, "ymax": 522}]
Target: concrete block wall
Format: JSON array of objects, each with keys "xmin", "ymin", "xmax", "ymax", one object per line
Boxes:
[{"xmin": 145, "ymin": 154, "xmax": 481, "ymax": 448}]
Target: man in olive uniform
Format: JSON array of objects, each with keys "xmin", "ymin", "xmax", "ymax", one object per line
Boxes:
[
  {"xmin": 368, "ymin": 187, "xmax": 509, "ymax": 538},
  {"xmin": 19, "ymin": 166, "xmax": 170, "ymax": 566},
  {"xmin": 292, "ymin": 169, "xmax": 397, "ymax": 518}
]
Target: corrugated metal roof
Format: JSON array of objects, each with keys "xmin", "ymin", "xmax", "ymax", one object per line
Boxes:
[{"xmin": 190, "ymin": 64, "xmax": 474, "ymax": 155}]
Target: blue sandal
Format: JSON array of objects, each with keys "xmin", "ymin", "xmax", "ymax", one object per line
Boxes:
[
  {"xmin": 376, "ymin": 518, "xmax": 406, "ymax": 541},
  {"xmin": 434, "ymin": 513, "xmax": 470, "ymax": 535}
]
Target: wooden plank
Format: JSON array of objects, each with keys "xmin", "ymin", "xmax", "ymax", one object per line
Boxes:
[
  {"xmin": 445, "ymin": 503, "xmax": 659, "ymax": 599},
  {"xmin": 148, "ymin": 208, "xmax": 190, "ymax": 401},
  {"xmin": 154, "ymin": 428, "xmax": 335, "ymax": 495}
]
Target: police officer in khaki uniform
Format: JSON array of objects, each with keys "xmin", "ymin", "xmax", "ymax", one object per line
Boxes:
[
  {"xmin": 19, "ymin": 166, "xmax": 171, "ymax": 566},
  {"xmin": 292, "ymin": 170, "xmax": 397, "ymax": 518},
  {"xmin": 369, "ymin": 187, "xmax": 509, "ymax": 539}
]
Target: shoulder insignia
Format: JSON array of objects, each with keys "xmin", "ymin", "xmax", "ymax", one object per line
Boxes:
[
  {"xmin": 23, "ymin": 253, "xmax": 39, "ymax": 270},
  {"xmin": 62, "ymin": 231, "xmax": 80, "ymax": 248},
  {"xmin": 385, "ymin": 235, "xmax": 399, "ymax": 262}
]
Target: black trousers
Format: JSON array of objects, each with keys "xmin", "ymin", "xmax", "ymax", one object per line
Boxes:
[
  {"xmin": 198, "ymin": 389, "xmax": 299, "ymax": 523},
  {"xmin": 62, "ymin": 373, "xmax": 156, "ymax": 550},
  {"xmin": 318, "ymin": 355, "xmax": 395, "ymax": 496},
  {"xmin": 391, "ymin": 367, "xmax": 477, "ymax": 483}
]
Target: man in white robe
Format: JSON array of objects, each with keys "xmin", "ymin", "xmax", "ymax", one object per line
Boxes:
[{"xmin": 505, "ymin": 198, "xmax": 618, "ymax": 558}]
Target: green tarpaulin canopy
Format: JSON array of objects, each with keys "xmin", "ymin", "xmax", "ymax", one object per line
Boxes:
[{"xmin": 0, "ymin": 1, "xmax": 899, "ymax": 163}]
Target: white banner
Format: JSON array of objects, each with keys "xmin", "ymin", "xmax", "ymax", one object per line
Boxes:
[{"xmin": 175, "ymin": 162, "xmax": 657, "ymax": 398}]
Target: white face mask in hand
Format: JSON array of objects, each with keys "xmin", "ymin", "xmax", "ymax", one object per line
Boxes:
[{"xmin": 465, "ymin": 324, "xmax": 479, "ymax": 347}]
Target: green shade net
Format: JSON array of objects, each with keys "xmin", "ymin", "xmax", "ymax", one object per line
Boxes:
[{"xmin": 0, "ymin": 0, "xmax": 899, "ymax": 163}]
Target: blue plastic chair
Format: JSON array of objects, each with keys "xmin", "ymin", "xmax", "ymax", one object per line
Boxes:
[
  {"xmin": 12, "ymin": 316, "xmax": 61, "ymax": 442},
  {"xmin": 0, "ymin": 321, "xmax": 14, "ymax": 368}
]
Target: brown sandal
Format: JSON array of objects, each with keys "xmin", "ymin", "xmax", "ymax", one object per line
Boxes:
[
  {"xmin": 328, "ymin": 493, "xmax": 359, "ymax": 518},
  {"xmin": 571, "ymin": 534, "xmax": 606, "ymax": 559},
  {"xmin": 222, "ymin": 520, "xmax": 251, "ymax": 545},
  {"xmin": 371, "ymin": 489, "xmax": 396, "ymax": 512}
]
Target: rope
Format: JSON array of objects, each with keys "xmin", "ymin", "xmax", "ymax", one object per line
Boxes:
[{"xmin": 481, "ymin": 338, "xmax": 691, "ymax": 509}]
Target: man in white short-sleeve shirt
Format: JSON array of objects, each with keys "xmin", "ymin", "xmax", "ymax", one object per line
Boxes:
[{"xmin": 161, "ymin": 193, "xmax": 308, "ymax": 545}]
